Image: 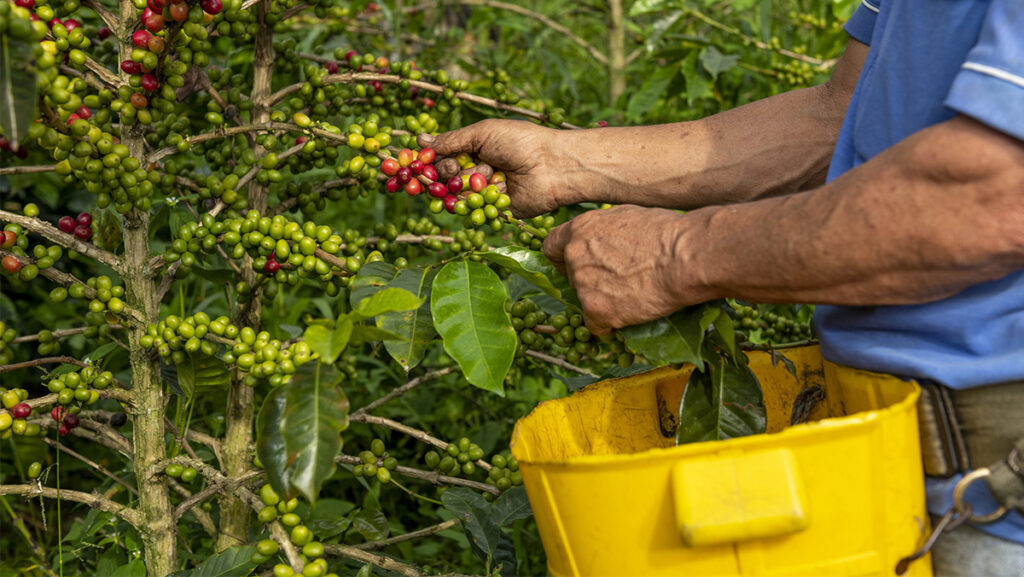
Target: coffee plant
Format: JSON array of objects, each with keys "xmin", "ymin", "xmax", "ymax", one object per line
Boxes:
[{"xmin": 1, "ymin": 0, "xmax": 849, "ymax": 575}]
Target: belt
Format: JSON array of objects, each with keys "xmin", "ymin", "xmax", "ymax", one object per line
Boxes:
[{"xmin": 917, "ymin": 380, "xmax": 1024, "ymax": 513}]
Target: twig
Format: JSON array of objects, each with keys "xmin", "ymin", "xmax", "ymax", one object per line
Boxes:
[
  {"xmin": 336, "ymin": 455, "xmax": 499, "ymax": 496},
  {"xmin": 0, "ymin": 484, "xmax": 141, "ymax": 526},
  {"xmin": 266, "ymin": 71, "xmax": 579, "ymax": 129},
  {"xmin": 352, "ymin": 367, "xmax": 457, "ymax": 417},
  {"xmin": 163, "ymin": 418, "xmax": 222, "ymax": 465},
  {"xmin": 523, "ymin": 349, "xmax": 596, "ymax": 376},
  {"xmin": 172, "ymin": 469, "xmax": 262, "ymax": 520},
  {"xmin": 0, "ymin": 165, "xmax": 55, "ymax": 176},
  {"xmin": 147, "ymin": 121, "xmax": 322, "ymax": 164},
  {"xmin": 686, "ymin": 8, "xmax": 835, "ymax": 69},
  {"xmin": 13, "ymin": 325, "xmax": 124, "ymax": 343},
  {"xmin": 352, "ymin": 519, "xmax": 460, "ymax": 550},
  {"xmin": 42, "ymin": 437, "xmax": 138, "ymax": 496},
  {"xmin": 165, "ymin": 477, "xmax": 219, "ymax": 538},
  {"xmin": 81, "ymin": 0, "xmax": 119, "ymax": 33},
  {"xmin": 0, "ymin": 209, "xmax": 123, "ymax": 273},
  {"xmin": 319, "ymin": 541, "xmax": 423, "ymax": 576},
  {"xmin": 346, "ymin": 414, "xmax": 491, "ymax": 472},
  {"xmin": 0, "ymin": 356, "xmax": 88, "ymax": 374}
]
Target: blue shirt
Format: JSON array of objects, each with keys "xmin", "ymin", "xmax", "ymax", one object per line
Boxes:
[{"xmin": 813, "ymin": 0, "xmax": 1024, "ymax": 544}]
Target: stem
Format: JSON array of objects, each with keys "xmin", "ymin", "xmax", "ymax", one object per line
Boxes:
[
  {"xmin": 352, "ymin": 367, "xmax": 458, "ymax": 417},
  {"xmin": 351, "ymin": 519, "xmax": 460, "ymax": 550},
  {"xmin": 118, "ymin": 7, "xmax": 177, "ymax": 568},
  {"xmin": 12, "ymin": 325, "xmax": 124, "ymax": 343},
  {"xmin": 41, "ymin": 438, "xmax": 138, "ymax": 496},
  {"xmin": 523, "ymin": 349, "xmax": 596, "ymax": 376},
  {"xmin": 0, "ymin": 485, "xmax": 141, "ymax": 526},
  {"xmin": 217, "ymin": 0, "xmax": 274, "ymax": 551},
  {"xmin": 336, "ymin": 455, "xmax": 500, "ymax": 496},
  {"xmin": 607, "ymin": 0, "xmax": 626, "ymax": 106},
  {"xmin": 0, "ymin": 164, "xmax": 55, "ymax": 176}
]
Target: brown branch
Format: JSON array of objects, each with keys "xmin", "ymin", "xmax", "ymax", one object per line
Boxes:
[
  {"xmin": 336, "ymin": 455, "xmax": 499, "ymax": 496},
  {"xmin": 266, "ymin": 71, "xmax": 579, "ymax": 129},
  {"xmin": 166, "ymin": 477, "xmax": 219, "ymax": 538},
  {"xmin": 173, "ymin": 469, "xmax": 261, "ymax": 521},
  {"xmin": 238, "ymin": 141, "xmax": 305, "ymax": 191},
  {"xmin": 523, "ymin": 349, "xmax": 596, "ymax": 376},
  {"xmin": 352, "ymin": 367, "xmax": 458, "ymax": 417},
  {"xmin": 352, "ymin": 519, "xmax": 460, "ymax": 551},
  {"xmin": 0, "ymin": 165, "xmax": 56, "ymax": 176},
  {"xmin": 41, "ymin": 437, "xmax": 138, "ymax": 496},
  {"xmin": 0, "ymin": 356, "xmax": 87, "ymax": 374},
  {"xmin": 82, "ymin": 0, "xmax": 119, "ymax": 33},
  {"xmin": 0, "ymin": 485, "xmax": 141, "ymax": 526},
  {"xmin": 319, "ymin": 541, "xmax": 423, "ymax": 577},
  {"xmin": 13, "ymin": 325, "xmax": 123, "ymax": 343},
  {"xmin": 347, "ymin": 414, "xmax": 491, "ymax": 472},
  {"xmin": 0, "ymin": 209, "xmax": 123, "ymax": 273},
  {"xmin": 147, "ymin": 122, "xmax": 317, "ymax": 164}
]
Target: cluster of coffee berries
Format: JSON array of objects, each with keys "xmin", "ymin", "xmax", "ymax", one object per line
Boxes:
[
  {"xmin": 424, "ymin": 437, "xmax": 484, "ymax": 478},
  {"xmin": 733, "ymin": 303, "xmax": 814, "ymax": 345},
  {"xmin": 45, "ymin": 365, "xmax": 113, "ymax": 408},
  {"xmin": 0, "ymin": 322, "xmax": 17, "ymax": 365},
  {"xmin": 353, "ymin": 438, "xmax": 398, "ymax": 483},
  {"xmin": 483, "ymin": 452, "xmax": 522, "ymax": 499},
  {"xmin": 164, "ymin": 462, "xmax": 199, "ymax": 483},
  {"xmin": 49, "ymin": 405, "xmax": 82, "ymax": 436},
  {"xmin": 253, "ymin": 484, "xmax": 335, "ymax": 577},
  {"xmin": 141, "ymin": 312, "xmax": 315, "ymax": 386},
  {"xmin": 511, "ymin": 299, "xmax": 600, "ymax": 365},
  {"xmin": 0, "ymin": 389, "xmax": 43, "ymax": 439},
  {"xmin": 57, "ymin": 210, "xmax": 94, "ymax": 241}
]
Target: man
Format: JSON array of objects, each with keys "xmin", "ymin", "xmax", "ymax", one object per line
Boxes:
[{"xmin": 421, "ymin": 0, "xmax": 1023, "ymax": 573}]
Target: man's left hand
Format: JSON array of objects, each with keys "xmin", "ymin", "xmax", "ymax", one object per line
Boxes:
[{"xmin": 542, "ymin": 205, "xmax": 708, "ymax": 336}]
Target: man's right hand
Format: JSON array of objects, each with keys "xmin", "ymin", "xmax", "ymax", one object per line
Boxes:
[{"xmin": 417, "ymin": 119, "xmax": 575, "ymax": 218}]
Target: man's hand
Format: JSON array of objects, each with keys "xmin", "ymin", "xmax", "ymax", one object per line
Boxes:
[
  {"xmin": 542, "ymin": 205, "xmax": 710, "ymax": 336},
  {"xmin": 418, "ymin": 119, "xmax": 573, "ymax": 218}
]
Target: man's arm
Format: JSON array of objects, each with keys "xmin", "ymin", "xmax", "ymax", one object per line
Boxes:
[
  {"xmin": 422, "ymin": 39, "xmax": 869, "ymax": 217},
  {"xmin": 544, "ymin": 116, "xmax": 1024, "ymax": 334}
]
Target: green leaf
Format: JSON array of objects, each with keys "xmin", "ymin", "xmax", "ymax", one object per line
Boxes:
[
  {"xmin": 378, "ymin": 267, "xmax": 437, "ymax": 371},
  {"xmin": 681, "ymin": 51, "xmax": 715, "ymax": 104},
  {"xmin": 699, "ymin": 46, "xmax": 739, "ymax": 79},
  {"xmin": 442, "ymin": 488, "xmax": 502, "ymax": 564},
  {"xmin": 620, "ymin": 307, "xmax": 710, "ymax": 369},
  {"xmin": 481, "ymin": 247, "xmax": 578, "ymax": 308},
  {"xmin": 167, "ymin": 546, "xmax": 258, "ymax": 577},
  {"xmin": 85, "ymin": 342, "xmax": 121, "ymax": 364},
  {"xmin": 627, "ymin": 64, "xmax": 677, "ymax": 122},
  {"xmin": 308, "ymin": 499, "xmax": 355, "ymax": 539},
  {"xmin": 491, "ymin": 487, "xmax": 532, "ymax": 525},
  {"xmin": 349, "ymin": 261, "xmax": 398, "ymax": 307},
  {"xmin": 353, "ymin": 497, "xmax": 389, "ymax": 540},
  {"xmin": 304, "ymin": 316, "xmax": 353, "ymax": 364},
  {"xmin": 355, "ymin": 565, "xmax": 373, "ymax": 577},
  {"xmin": 645, "ymin": 10, "xmax": 684, "ymax": 54},
  {"xmin": 175, "ymin": 354, "xmax": 230, "ymax": 399},
  {"xmin": 552, "ymin": 362, "xmax": 654, "ymax": 392},
  {"xmin": 349, "ymin": 324, "xmax": 403, "ymax": 345},
  {"xmin": 110, "ymin": 560, "xmax": 146, "ymax": 577},
  {"xmin": 712, "ymin": 308, "xmax": 737, "ymax": 358},
  {"xmin": 430, "ymin": 261, "xmax": 516, "ymax": 396},
  {"xmin": 354, "ymin": 287, "xmax": 423, "ymax": 318},
  {"xmin": 0, "ymin": 34, "xmax": 38, "ymax": 147},
  {"xmin": 677, "ymin": 355, "xmax": 766, "ymax": 444},
  {"xmin": 279, "ymin": 371, "xmax": 349, "ymax": 502},
  {"xmin": 255, "ymin": 387, "xmax": 290, "ymax": 496}
]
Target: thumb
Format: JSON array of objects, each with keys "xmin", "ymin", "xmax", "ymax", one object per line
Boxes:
[
  {"xmin": 542, "ymin": 223, "xmax": 570, "ymax": 277},
  {"xmin": 418, "ymin": 124, "xmax": 486, "ymax": 157}
]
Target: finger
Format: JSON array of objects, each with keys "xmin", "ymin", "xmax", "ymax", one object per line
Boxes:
[
  {"xmin": 418, "ymin": 124, "xmax": 485, "ymax": 157},
  {"xmin": 435, "ymin": 157, "xmax": 461, "ymax": 181},
  {"xmin": 459, "ymin": 164, "xmax": 493, "ymax": 181},
  {"xmin": 542, "ymin": 223, "xmax": 570, "ymax": 276},
  {"xmin": 581, "ymin": 309, "xmax": 614, "ymax": 337}
]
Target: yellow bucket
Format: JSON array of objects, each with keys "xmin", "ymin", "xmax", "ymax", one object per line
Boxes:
[{"xmin": 511, "ymin": 346, "xmax": 931, "ymax": 576}]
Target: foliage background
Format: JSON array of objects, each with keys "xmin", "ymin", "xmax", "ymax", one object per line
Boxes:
[{"xmin": 1, "ymin": 0, "xmax": 856, "ymax": 574}]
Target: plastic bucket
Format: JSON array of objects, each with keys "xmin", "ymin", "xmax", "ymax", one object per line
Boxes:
[{"xmin": 510, "ymin": 346, "xmax": 931, "ymax": 576}]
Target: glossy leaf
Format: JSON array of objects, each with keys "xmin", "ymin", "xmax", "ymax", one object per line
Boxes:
[
  {"xmin": 620, "ymin": 306, "xmax": 711, "ymax": 369},
  {"xmin": 442, "ymin": 488, "xmax": 503, "ymax": 565},
  {"xmin": 378, "ymin": 267, "xmax": 437, "ymax": 371},
  {"xmin": 175, "ymin": 354, "xmax": 230, "ymax": 399},
  {"xmin": 254, "ymin": 386, "xmax": 290, "ymax": 496},
  {"xmin": 700, "ymin": 45, "xmax": 739, "ymax": 79},
  {"xmin": 481, "ymin": 247, "xmax": 577, "ymax": 307},
  {"xmin": 349, "ymin": 324, "xmax": 403, "ymax": 345},
  {"xmin": 431, "ymin": 261, "xmax": 516, "ymax": 396},
  {"xmin": 280, "ymin": 372, "xmax": 349, "ymax": 502},
  {"xmin": 308, "ymin": 499, "xmax": 355, "ymax": 539},
  {"xmin": 303, "ymin": 315, "xmax": 353, "ymax": 364},
  {"xmin": 353, "ymin": 496, "xmax": 389, "ymax": 540},
  {"xmin": 349, "ymin": 261, "xmax": 398, "ymax": 307},
  {"xmin": 0, "ymin": 35, "xmax": 37, "ymax": 147},
  {"xmin": 166, "ymin": 546, "xmax": 258, "ymax": 577},
  {"xmin": 677, "ymin": 355, "xmax": 766, "ymax": 444},
  {"xmin": 354, "ymin": 286, "xmax": 423, "ymax": 318},
  {"xmin": 491, "ymin": 487, "xmax": 533, "ymax": 525}
]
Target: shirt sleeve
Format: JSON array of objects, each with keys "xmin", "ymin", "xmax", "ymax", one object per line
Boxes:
[
  {"xmin": 843, "ymin": 0, "xmax": 880, "ymax": 45},
  {"xmin": 944, "ymin": 0, "xmax": 1024, "ymax": 143}
]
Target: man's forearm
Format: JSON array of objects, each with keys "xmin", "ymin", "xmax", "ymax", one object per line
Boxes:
[{"xmin": 676, "ymin": 116, "xmax": 1024, "ymax": 306}]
